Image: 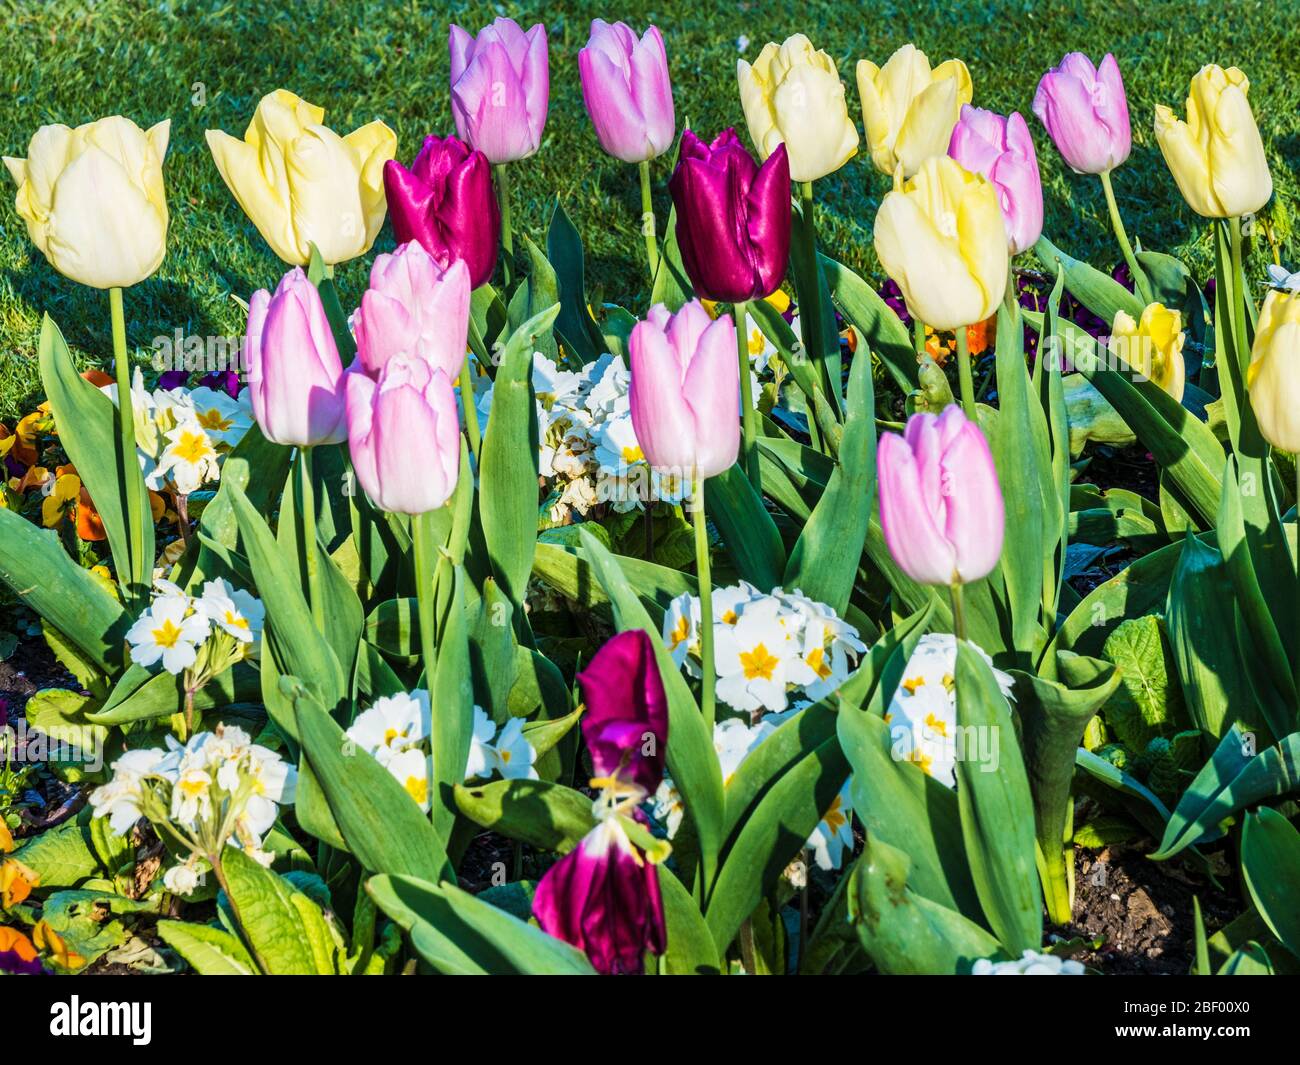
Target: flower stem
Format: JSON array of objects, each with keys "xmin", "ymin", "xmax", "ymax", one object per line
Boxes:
[
  {"xmin": 797, "ymin": 180, "xmax": 826, "ymax": 369},
  {"xmin": 494, "ymin": 163, "xmax": 514, "ymax": 289},
  {"xmin": 1229, "ymin": 216, "xmax": 1250, "ymax": 374},
  {"xmin": 296, "ymin": 446, "xmax": 324, "ymax": 634},
  {"xmin": 638, "ymin": 159, "xmax": 660, "ymax": 285},
  {"xmin": 734, "ymin": 300, "xmax": 760, "ymax": 490},
  {"xmin": 949, "ymin": 581, "xmax": 967, "ymax": 642},
  {"xmin": 913, "ymin": 316, "xmax": 927, "ymax": 359},
  {"xmin": 457, "ymin": 357, "xmax": 482, "ymax": 464},
  {"xmin": 110, "ymin": 287, "xmax": 146, "ymax": 606},
  {"xmin": 955, "ymin": 327, "xmax": 976, "ymax": 417},
  {"xmin": 412, "ymin": 509, "xmax": 439, "ymax": 683},
  {"xmin": 691, "ymin": 473, "xmax": 716, "ymax": 730},
  {"xmin": 1098, "ymin": 170, "xmax": 1153, "ymax": 305}
]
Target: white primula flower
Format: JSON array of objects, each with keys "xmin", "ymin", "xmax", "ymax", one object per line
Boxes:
[
  {"xmin": 346, "ymin": 690, "xmax": 431, "ymax": 767},
  {"xmin": 714, "ymin": 597, "xmax": 799, "ymax": 714},
  {"xmin": 163, "ymin": 862, "xmax": 202, "ymax": 897},
  {"xmin": 532, "ymin": 352, "xmax": 582, "ymax": 408},
  {"xmin": 493, "ymin": 717, "xmax": 539, "ymax": 780},
  {"xmin": 387, "ymin": 747, "xmax": 432, "ymax": 812},
  {"xmin": 89, "ymin": 747, "xmax": 171, "ymax": 835},
  {"xmin": 465, "ymin": 705, "xmax": 498, "ymax": 780},
  {"xmin": 1266, "ymin": 263, "xmax": 1300, "ymax": 293},
  {"xmin": 155, "ymin": 416, "xmax": 221, "ymax": 494},
  {"xmin": 126, "ymin": 595, "xmax": 211, "ymax": 674},
  {"xmin": 196, "ymin": 578, "xmax": 264, "ymax": 644},
  {"xmin": 663, "ymin": 592, "xmax": 699, "ymax": 670},
  {"xmin": 743, "ymin": 315, "xmax": 779, "ymax": 373},
  {"xmin": 593, "ymin": 413, "xmax": 645, "ymax": 472},
  {"xmin": 185, "ymin": 387, "xmax": 253, "ymax": 449},
  {"xmin": 712, "ymin": 716, "xmax": 777, "ymax": 785},
  {"xmin": 971, "ymin": 949, "xmax": 1086, "ymax": 975},
  {"xmin": 806, "ymin": 779, "xmax": 854, "ymax": 871},
  {"xmin": 651, "ymin": 778, "xmax": 685, "ymax": 839},
  {"xmin": 171, "ymin": 767, "xmax": 213, "ymax": 828}
]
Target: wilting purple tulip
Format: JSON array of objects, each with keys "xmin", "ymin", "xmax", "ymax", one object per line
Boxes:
[
  {"xmin": 352, "ymin": 241, "xmax": 471, "ymax": 380},
  {"xmin": 243, "ymin": 268, "xmax": 348, "ymax": 447},
  {"xmin": 948, "ymin": 106, "xmax": 1043, "ymax": 255},
  {"xmin": 629, "ymin": 300, "xmax": 739, "ymax": 479},
  {"xmin": 449, "ymin": 18, "xmax": 549, "ymax": 163},
  {"xmin": 383, "ymin": 136, "xmax": 500, "ymax": 289},
  {"xmin": 1032, "ymin": 53, "xmax": 1131, "ymax": 175},
  {"xmin": 346, "ymin": 358, "xmax": 460, "ymax": 514},
  {"xmin": 577, "ymin": 630, "xmax": 669, "ymax": 796},
  {"xmin": 579, "ymin": 20, "xmax": 675, "ymax": 164},
  {"xmin": 877, "ymin": 406, "xmax": 1004, "ymax": 586},
  {"xmin": 668, "ymin": 130, "xmax": 791, "ymax": 302}
]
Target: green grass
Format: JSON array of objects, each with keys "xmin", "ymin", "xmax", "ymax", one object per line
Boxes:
[{"xmin": 1, "ymin": 0, "xmax": 1297, "ymax": 419}]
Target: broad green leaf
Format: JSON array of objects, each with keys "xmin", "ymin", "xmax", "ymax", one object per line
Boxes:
[
  {"xmin": 1034, "ymin": 234, "xmax": 1144, "ymax": 324},
  {"xmin": 89, "ymin": 662, "xmax": 261, "ymax": 725},
  {"xmin": 657, "ymin": 864, "xmax": 719, "ymax": 975},
  {"xmin": 1217, "ymin": 942, "xmax": 1274, "ymax": 975},
  {"xmin": 220, "ymin": 845, "xmax": 339, "ymax": 975},
  {"xmin": 1100, "ymin": 615, "xmax": 1186, "ymax": 749},
  {"xmin": 454, "ymin": 779, "xmax": 596, "ymax": 854},
  {"xmin": 157, "ymin": 919, "xmax": 257, "ymax": 975},
  {"xmin": 822, "ymin": 254, "xmax": 917, "ymax": 392},
  {"xmin": 470, "ymin": 579, "xmax": 517, "ymax": 721},
  {"xmin": 1240, "ymin": 808, "xmax": 1300, "ymax": 957},
  {"xmin": 24, "ymin": 688, "xmax": 107, "ymax": 752},
  {"xmin": 12, "ymin": 816, "xmax": 100, "ymax": 886},
  {"xmin": 531, "ymin": 541, "xmax": 694, "ymax": 623},
  {"xmin": 705, "ymin": 463, "xmax": 786, "ymax": 592},
  {"xmin": 431, "ymin": 567, "xmax": 474, "ymax": 849},
  {"xmin": 649, "ymin": 206, "xmax": 694, "ymax": 312},
  {"xmin": 546, "ymin": 198, "xmax": 608, "ymax": 363}
]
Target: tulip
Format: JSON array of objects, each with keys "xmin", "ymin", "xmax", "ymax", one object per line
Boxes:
[
  {"xmin": 449, "ymin": 18, "xmax": 549, "ymax": 164},
  {"xmin": 206, "ymin": 89, "xmax": 396, "ymax": 266},
  {"xmin": 579, "ymin": 20, "xmax": 675, "ymax": 164},
  {"xmin": 4, "ymin": 116, "xmax": 169, "ymax": 289},
  {"xmin": 1032, "ymin": 53, "xmax": 1131, "ymax": 175},
  {"xmin": 857, "ymin": 43, "xmax": 972, "ymax": 179},
  {"xmin": 243, "ymin": 267, "xmax": 348, "ymax": 447},
  {"xmin": 737, "ymin": 34, "xmax": 859, "ymax": 183},
  {"xmin": 668, "ymin": 129, "xmax": 791, "ymax": 303},
  {"xmin": 353, "ymin": 241, "xmax": 471, "ymax": 380},
  {"xmin": 346, "ymin": 358, "xmax": 461, "ymax": 515},
  {"xmin": 577, "ymin": 630, "xmax": 670, "ymax": 797},
  {"xmin": 948, "ymin": 106, "xmax": 1043, "ymax": 255},
  {"xmin": 382, "ymin": 135, "xmax": 500, "ymax": 289},
  {"xmin": 1247, "ymin": 288, "xmax": 1300, "ymax": 453},
  {"xmin": 877, "ymin": 406, "xmax": 1005, "ymax": 595},
  {"xmin": 1108, "ymin": 303, "xmax": 1186, "ymax": 402},
  {"xmin": 1155, "ymin": 65, "xmax": 1272, "ymax": 219}
]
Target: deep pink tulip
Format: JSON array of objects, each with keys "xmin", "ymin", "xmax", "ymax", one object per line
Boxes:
[
  {"xmin": 579, "ymin": 20, "xmax": 675, "ymax": 163},
  {"xmin": 382, "ymin": 136, "xmax": 500, "ymax": 289},
  {"xmin": 449, "ymin": 18, "xmax": 549, "ymax": 163},
  {"xmin": 877, "ymin": 406, "xmax": 1004, "ymax": 586},
  {"xmin": 629, "ymin": 300, "xmax": 739, "ymax": 479},
  {"xmin": 1032, "ymin": 53, "xmax": 1131, "ymax": 175},
  {"xmin": 948, "ymin": 106, "xmax": 1043, "ymax": 255},
  {"xmin": 243, "ymin": 267, "xmax": 348, "ymax": 447},
  {"xmin": 352, "ymin": 241, "xmax": 471, "ymax": 380},
  {"xmin": 577, "ymin": 630, "xmax": 669, "ymax": 796},
  {"xmin": 346, "ymin": 358, "xmax": 460, "ymax": 515},
  {"xmin": 668, "ymin": 130, "xmax": 791, "ymax": 302}
]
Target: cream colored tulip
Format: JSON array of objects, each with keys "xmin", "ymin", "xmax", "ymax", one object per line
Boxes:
[
  {"xmin": 206, "ymin": 90, "xmax": 397, "ymax": 266},
  {"xmin": 1247, "ymin": 288, "xmax": 1300, "ymax": 452},
  {"xmin": 1154, "ymin": 65, "xmax": 1272, "ymax": 218},
  {"xmin": 857, "ymin": 44, "xmax": 972, "ymax": 179},
  {"xmin": 737, "ymin": 34, "xmax": 859, "ymax": 183},
  {"xmin": 1108, "ymin": 303, "xmax": 1186, "ymax": 401},
  {"xmin": 4, "ymin": 116, "xmax": 169, "ymax": 289},
  {"xmin": 873, "ymin": 156, "xmax": 1007, "ymax": 331}
]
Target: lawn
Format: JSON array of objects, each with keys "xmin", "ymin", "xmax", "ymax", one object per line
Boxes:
[{"xmin": 0, "ymin": 0, "xmax": 1296, "ymax": 420}]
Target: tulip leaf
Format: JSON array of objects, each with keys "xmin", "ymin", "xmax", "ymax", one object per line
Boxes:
[
  {"xmin": 705, "ymin": 463, "xmax": 786, "ymax": 592},
  {"xmin": 469, "ymin": 578, "xmax": 518, "ymax": 721},
  {"xmin": 511, "ymin": 237, "xmax": 561, "ymax": 361},
  {"xmin": 657, "ymin": 863, "xmax": 720, "ymax": 975},
  {"xmin": 431, "ymin": 566, "xmax": 474, "ymax": 849},
  {"xmin": 821, "ymin": 254, "xmax": 918, "ymax": 393},
  {"xmin": 650, "ymin": 206, "xmax": 694, "ymax": 313},
  {"xmin": 546, "ymin": 198, "xmax": 608, "ymax": 364},
  {"xmin": 453, "ymin": 779, "xmax": 596, "ymax": 855},
  {"xmin": 89, "ymin": 661, "xmax": 261, "ymax": 724},
  {"xmin": 1034, "ymin": 234, "xmax": 1144, "ymax": 324},
  {"xmin": 307, "ymin": 244, "xmax": 357, "ymax": 362},
  {"xmin": 1217, "ymin": 943, "xmax": 1274, "ymax": 976},
  {"xmin": 531, "ymin": 541, "xmax": 694, "ymax": 624},
  {"xmin": 1241, "ymin": 808, "xmax": 1300, "ymax": 957}
]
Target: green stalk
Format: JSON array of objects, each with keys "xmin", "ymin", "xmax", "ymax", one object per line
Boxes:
[
  {"xmin": 1098, "ymin": 170, "xmax": 1153, "ymax": 305},
  {"xmin": 1229, "ymin": 216, "xmax": 1249, "ymax": 375},
  {"xmin": 412, "ymin": 509, "xmax": 439, "ymax": 683},
  {"xmin": 912, "ymin": 316, "xmax": 927, "ymax": 359},
  {"xmin": 955, "ymin": 328, "xmax": 976, "ymax": 417},
  {"xmin": 949, "ymin": 581, "xmax": 967, "ymax": 642},
  {"xmin": 1036, "ymin": 840, "xmax": 1074, "ymax": 927},
  {"xmin": 493, "ymin": 163, "xmax": 514, "ymax": 289},
  {"xmin": 458, "ymin": 357, "xmax": 482, "ymax": 464},
  {"xmin": 691, "ymin": 473, "xmax": 716, "ymax": 729},
  {"xmin": 734, "ymin": 300, "xmax": 760, "ymax": 489},
  {"xmin": 797, "ymin": 180, "xmax": 826, "ymax": 368},
  {"xmin": 638, "ymin": 159, "xmax": 660, "ymax": 284},
  {"xmin": 109, "ymin": 287, "xmax": 145, "ymax": 605},
  {"xmin": 296, "ymin": 447, "xmax": 324, "ymax": 633}
]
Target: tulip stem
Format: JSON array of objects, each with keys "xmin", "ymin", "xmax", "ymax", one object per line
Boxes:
[
  {"xmin": 734, "ymin": 301, "xmax": 761, "ymax": 489},
  {"xmin": 691, "ymin": 473, "xmax": 716, "ymax": 730},
  {"xmin": 296, "ymin": 446, "xmax": 325, "ymax": 634},
  {"xmin": 638, "ymin": 160, "xmax": 660, "ymax": 285},
  {"xmin": 494, "ymin": 163, "xmax": 514, "ymax": 288},
  {"xmin": 412, "ymin": 509, "xmax": 440, "ymax": 682},
  {"xmin": 1098, "ymin": 170, "xmax": 1153, "ymax": 305},
  {"xmin": 955, "ymin": 328, "xmax": 976, "ymax": 417},
  {"xmin": 1228, "ymin": 216, "xmax": 1250, "ymax": 373},
  {"xmin": 458, "ymin": 358, "xmax": 482, "ymax": 464},
  {"xmin": 109, "ymin": 286, "xmax": 146, "ymax": 607},
  {"xmin": 949, "ymin": 581, "xmax": 967, "ymax": 642},
  {"xmin": 796, "ymin": 181, "xmax": 828, "ymax": 382},
  {"xmin": 913, "ymin": 317, "xmax": 927, "ymax": 359}
]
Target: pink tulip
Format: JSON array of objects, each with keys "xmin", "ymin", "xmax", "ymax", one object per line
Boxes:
[
  {"xmin": 346, "ymin": 358, "xmax": 460, "ymax": 514},
  {"xmin": 877, "ymin": 406, "xmax": 1004, "ymax": 586},
  {"xmin": 579, "ymin": 20, "xmax": 675, "ymax": 163},
  {"xmin": 629, "ymin": 300, "xmax": 739, "ymax": 480},
  {"xmin": 1032, "ymin": 53, "xmax": 1131, "ymax": 175},
  {"xmin": 243, "ymin": 267, "xmax": 348, "ymax": 447},
  {"xmin": 948, "ymin": 105, "xmax": 1043, "ymax": 255},
  {"xmin": 449, "ymin": 18, "xmax": 549, "ymax": 163},
  {"xmin": 352, "ymin": 241, "xmax": 471, "ymax": 380}
]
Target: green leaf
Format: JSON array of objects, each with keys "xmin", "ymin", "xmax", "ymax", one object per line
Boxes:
[
  {"xmin": 431, "ymin": 566, "xmax": 474, "ymax": 848},
  {"xmin": 157, "ymin": 919, "xmax": 257, "ymax": 975},
  {"xmin": 12, "ymin": 817, "xmax": 100, "ymax": 887},
  {"xmin": 650, "ymin": 206, "xmax": 694, "ymax": 313},
  {"xmin": 453, "ymin": 779, "xmax": 596, "ymax": 854},
  {"xmin": 822, "ymin": 254, "xmax": 918, "ymax": 392},
  {"xmin": 532, "ymin": 541, "xmax": 694, "ymax": 623},
  {"xmin": 24, "ymin": 688, "xmax": 108, "ymax": 752},
  {"xmin": 221, "ymin": 845, "xmax": 340, "ymax": 975},
  {"xmin": 89, "ymin": 662, "xmax": 261, "ymax": 725},
  {"xmin": 546, "ymin": 198, "xmax": 608, "ymax": 363},
  {"xmin": 657, "ymin": 863, "xmax": 719, "ymax": 975},
  {"xmin": 1217, "ymin": 942, "xmax": 1274, "ymax": 975},
  {"xmin": 1240, "ymin": 808, "xmax": 1300, "ymax": 957},
  {"xmin": 1100, "ymin": 616, "xmax": 1186, "ymax": 748},
  {"xmin": 705, "ymin": 463, "xmax": 786, "ymax": 591},
  {"xmin": 1034, "ymin": 234, "xmax": 1145, "ymax": 324}
]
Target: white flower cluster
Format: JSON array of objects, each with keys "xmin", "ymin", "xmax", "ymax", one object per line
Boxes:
[
  {"xmin": 884, "ymin": 634, "xmax": 1015, "ymax": 788},
  {"xmin": 89, "ymin": 723, "xmax": 296, "ymax": 877},
  {"xmin": 971, "ymin": 949, "xmax": 1086, "ymax": 975},
  {"xmin": 126, "ymin": 578, "xmax": 264, "ymax": 676},
  {"xmin": 101, "ymin": 369, "xmax": 253, "ymax": 495},
  {"xmin": 663, "ymin": 582, "xmax": 867, "ymax": 714}
]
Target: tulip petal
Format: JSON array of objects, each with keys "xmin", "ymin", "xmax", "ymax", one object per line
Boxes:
[
  {"xmin": 940, "ymin": 416, "xmax": 1005, "ymax": 583},
  {"xmin": 577, "ymin": 630, "xmax": 669, "ymax": 794},
  {"xmin": 877, "ymin": 431, "xmax": 956, "ymax": 586}
]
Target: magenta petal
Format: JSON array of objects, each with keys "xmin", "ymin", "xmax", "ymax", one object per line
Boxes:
[{"xmin": 577, "ymin": 629, "xmax": 669, "ymax": 794}]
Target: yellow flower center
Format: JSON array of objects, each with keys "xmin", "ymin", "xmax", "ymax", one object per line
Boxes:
[
  {"xmin": 924, "ymin": 712, "xmax": 948, "ymax": 738},
  {"xmin": 822, "ymin": 793, "xmax": 847, "ymax": 833},
  {"xmin": 404, "ymin": 776, "xmax": 428, "ymax": 806},
  {"xmin": 806, "ymin": 645, "xmax": 833, "ymax": 680},
  {"xmin": 670, "ymin": 614, "xmax": 691, "ymax": 649},
  {"xmin": 740, "ymin": 643, "xmax": 780, "ymax": 681},
  {"xmin": 500, "ymin": 749, "xmax": 512, "ymax": 764},
  {"xmin": 721, "ymin": 610, "xmax": 739, "ymax": 625},
  {"xmin": 902, "ymin": 675, "xmax": 925, "ymax": 694},
  {"xmin": 151, "ymin": 617, "xmax": 184, "ymax": 649},
  {"xmin": 197, "ymin": 408, "xmax": 234, "ymax": 433},
  {"xmin": 174, "ymin": 430, "xmax": 214, "ymax": 465},
  {"xmin": 621, "ymin": 444, "xmax": 644, "ymax": 463},
  {"xmin": 224, "ymin": 610, "xmax": 249, "ymax": 631},
  {"xmin": 907, "ymin": 748, "xmax": 934, "ymax": 776},
  {"xmin": 748, "ymin": 329, "xmax": 766, "ymax": 357}
]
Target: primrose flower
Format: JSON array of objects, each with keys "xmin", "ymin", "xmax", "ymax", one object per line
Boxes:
[
  {"xmin": 163, "ymin": 862, "xmax": 202, "ymax": 897},
  {"xmin": 125, "ymin": 594, "xmax": 211, "ymax": 675},
  {"xmin": 807, "ymin": 780, "xmax": 854, "ymax": 871},
  {"xmin": 387, "ymin": 748, "xmax": 433, "ymax": 812},
  {"xmin": 87, "ymin": 746, "xmax": 173, "ymax": 834},
  {"xmin": 196, "ymin": 578, "xmax": 265, "ymax": 645},
  {"xmin": 972, "ymin": 949, "xmax": 1085, "ymax": 975},
  {"xmin": 346, "ymin": 690, "xmax": 432, "ymax": 769},
  {"xmin": 465, "ymin": 706, "xmax": 540, "ymax": 782},
  {"xmin": 155, "ymin": 417, "xmax": 220, "ymax": 495}
]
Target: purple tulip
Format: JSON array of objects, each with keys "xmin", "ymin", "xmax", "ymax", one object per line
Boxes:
[
  {"xmin": 383, "ymin": 135, "xmax": 500, "ymax": 289},
  {"xmin": 346, "ymin": 358, "xmax": 461, "ymax": 515},
  {"xmin": 948, "ymin": 106, "xmax": 1043, "ymax": 255},
  {"xmin": 668, "ymin": 129, "xmax": 791, "ymax": 302},
  {"xmin": 577, "ymin": 630, "xmax": 669, "ymax": 796},
  {"xmin": 629, "ymin": 300, "xmax": 739, "ymax": 480},
  {"xmin": 352, "ymin": 240, "xmax": 471, "ymax": 381},
  {"xmin": 578, "ymin": 20, "xmax": 675, "ymax": 163},
  {"xmin": 1032, "ymin": 53, "xmax": 1131, "ymax": 175},
  {"xmin": 243, "ymin": 268, "xmax": 348, "ymax": 447},
  {"xmin": 877, "ymin": 406, "xmax": 1004, "ymax": 586},
  {"xmin": 449, "ymin": 18, "xmax": 549, "ymax": 163}
]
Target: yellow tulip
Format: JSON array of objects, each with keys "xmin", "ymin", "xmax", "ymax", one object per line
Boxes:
[
  {"xmin": 1154, "ymin": 65, "xmax": 1272, "ymax": 218},
  {"xmin": 206, "ymin": 89, "xmax": 397, "ymax": 266},
  {"xmin": 4, "ymin": 116, "xmax": 169, "ymax": 289},
  {"xmin": 738, "ymin": 34, "xmax": 859, "ymax": 183},
  {"xmin": 873, "ymin": 156, "xmax": 1007, "ymax": 331},
  {"xmin": 1108, "ymin": 303, "xmax": 1186, "ymax": 402},
  {"xmin": 1247, "ymin": 288, "xmax": 1300, "ymax": 452},
  {"xmin": 857, "ymin": 44, "xmax": 972, "ymax": 179}
]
